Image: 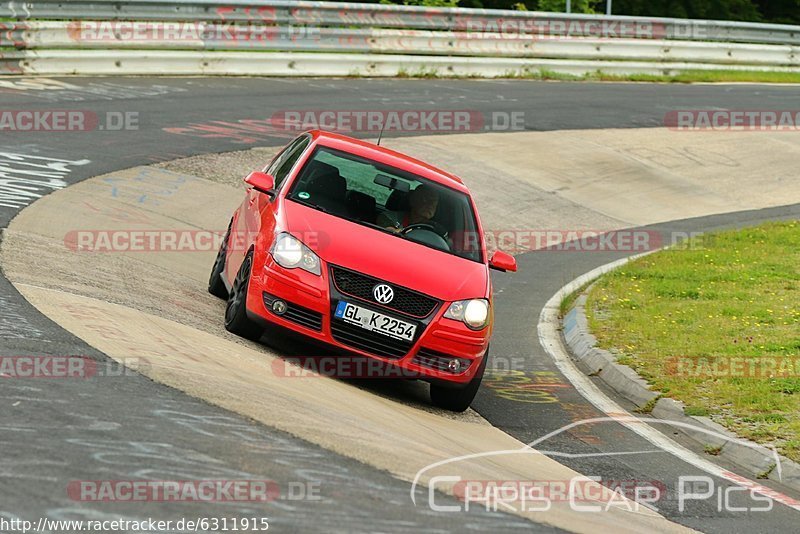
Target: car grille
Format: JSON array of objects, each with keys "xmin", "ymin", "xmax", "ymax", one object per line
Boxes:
[
  {"xmin": 413, "ymin": 347, "xmax": 472, "ymax": 374},
  {"xmin": 330, "ymin": 320, "xmax": 412, "ymax": 359},
  {"xmin": 330, "ymin": 266, "xmax": 439, "ymax": 318},
  {"xmin": 262, "ymin": 293, "xmax": 323, "ymax": 331}
]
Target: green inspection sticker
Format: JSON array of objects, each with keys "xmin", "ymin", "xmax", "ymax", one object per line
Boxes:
[{"xmin": 298, "ymin": 191, "xmax": 310, "ymax": 199}]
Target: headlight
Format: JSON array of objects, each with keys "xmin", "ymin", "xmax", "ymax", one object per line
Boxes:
[
  {"xmin": 271, "ymin": 233, "xmax": 321, "ymax": 275},
  {"xmin": 444, "ymin": 299, "xmax": 490, "ymax": 330}
]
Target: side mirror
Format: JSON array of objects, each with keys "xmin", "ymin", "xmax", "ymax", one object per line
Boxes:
[
  {"xmin": 244, "ymin": 171, "xmax": 276, "ymax": 196},
  {"xmin": 489, "ymin": 250, "xmax": 517, "ymax": 272}
]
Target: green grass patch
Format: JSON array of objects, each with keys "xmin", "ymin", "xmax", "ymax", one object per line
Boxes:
[
  {"xmin": 684, "ymin": 406, "xmax": 710, "ymax": 417},
  {"xmin": 595, "ymin": 69, "xmax": 800, "ymax": 84},
  {"xmin": 757, "ymin": 463, "xmax": 777, "ymax": 479},
  {"xmin": 586, "ymin": 221, "xmax": 800, "ymax": 460},
  {"xmin": 559, "ymin": 280, "xmax": 593, "ymax": 318},
  {"xmin": 396, "ymin": 66, "xmax": 451, "ymax": 79},
  {"xmin": 502, "ymin": 68, "xmax": 800, "ymax": 84},
  {"xmin": 635, "ymin": 394, "xmax": 662, "ymax": 414},
  {"xmin": 392, "ymin": 67, "xmax": 800, "ymax": 84}
]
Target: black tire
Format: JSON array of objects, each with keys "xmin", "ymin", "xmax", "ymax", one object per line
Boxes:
[
  {"xmin": 224, "ymin": 250, "xmax": 263, "ymax": 341},
  {"xmin": 430, "ymin": 348, "xmax": 489, "ymax": 412},
  {"xmin": 208, "ymin": 219, "xmax": 232, "ymax": 299}
]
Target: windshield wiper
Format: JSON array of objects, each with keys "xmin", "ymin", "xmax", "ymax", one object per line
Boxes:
[
  {"xmin": 350, "ymin": 219, "xmax": 398, "ymax": 236},
  {"xmin": 291, "ymin": 197, "xmax": 328, "ymax": 213}
]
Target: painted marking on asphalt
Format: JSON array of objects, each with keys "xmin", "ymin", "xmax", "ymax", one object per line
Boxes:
[
  {"xmin": 163, "ymin": 119, "xmax": 296, "ymax": 144},
  {"xmin": 79, "ymin": 200, "xmax": 153, "ymax": 224},
  {"xmin": 0, "ymin": 293, "xmax": 45, "ymax": 340},
  {"xmin": 97, "ymin": 167, "xmax": 193, "ymax": 207},
  {"xmin": 0, "ymin": 78, "xmax": 78, "ymax": 92},
  {"xmin": 0, "ymin": 78, "xmax": 188, "ymax": 102},
  {"xmin": 483, "ymin": 370, "xmax": 565, "ymax": 404},
  {"xmin": 0, "ymin": 152, "xmax": 89, "ymax": 210},
  {"xmin": 560, "ymin": 402, "xmax": 607, "ymax": 444}
]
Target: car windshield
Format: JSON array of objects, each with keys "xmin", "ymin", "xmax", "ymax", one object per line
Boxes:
[{"xmin": 287, "ymin": 146, "xmax": 483, "ymax": 262}]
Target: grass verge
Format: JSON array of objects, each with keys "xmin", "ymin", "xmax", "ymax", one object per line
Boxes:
[
  {"xmin": 520, "ymin": 68, "xmax": 800, "ymax": 84},
  {"xmin": 393, "ymin": 67, "xmax": 800, "ymax": 84},
  {"xmin": 560, "ymin": 280, "xmax": 592, "ymax": 319},
  {"xmin": 586, "ymin": 221, "xmax": 800, "ymax": 460},
  {"xmin": 598, "ymin": 70, "xmax": 800, "ymax": 84}
]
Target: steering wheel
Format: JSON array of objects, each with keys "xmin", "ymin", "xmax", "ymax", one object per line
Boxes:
[
  {"xmin": 400, "ymin": 223, "xmax": 450, "ymax": 252},
  {"xmin": 400, "ymin": 223, "xmax": 437, "ymax": 235}
]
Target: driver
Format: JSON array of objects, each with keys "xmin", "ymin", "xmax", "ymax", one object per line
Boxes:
[{"xmin": 379, "ymin": 185, "xmax": 439, "ymax": 233}]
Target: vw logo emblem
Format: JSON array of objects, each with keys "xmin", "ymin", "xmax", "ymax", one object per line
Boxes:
[{"xmin": 373, "ymin": 284, "xmax": 394, "ymax": 304}]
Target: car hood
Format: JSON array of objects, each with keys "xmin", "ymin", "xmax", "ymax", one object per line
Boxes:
[{"xmin": 281, "ymin": 200, "xmax": 488, "ymax": 302}]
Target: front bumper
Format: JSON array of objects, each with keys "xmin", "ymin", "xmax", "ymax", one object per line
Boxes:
[{"xmin": 246, "ymin": 256, "xmax": 489, "ymax": 385}]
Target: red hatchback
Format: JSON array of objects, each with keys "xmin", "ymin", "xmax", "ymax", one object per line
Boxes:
[{"xmin": 209, "ymin": 130, "xmax": 516, "ymax": 411}]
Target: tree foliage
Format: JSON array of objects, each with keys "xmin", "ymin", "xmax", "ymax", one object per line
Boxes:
[
  {"xmin": 370, "ymin": 0, "xmax": 800, "ymax": 24},
  {"xmin": 537, "ymin": 0, "xmax": 597, "ymax": 14}
]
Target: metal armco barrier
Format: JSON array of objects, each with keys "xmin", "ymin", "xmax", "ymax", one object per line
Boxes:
[
  {"xmin": 7, "ymin": 50, "xmax": 799, "ymax": 77},
  {"xmin": 2, "ymin": 21, "xmax": 797, "ymax": 67},
  {"xmin": 1, "ymin": 0, "xmax": 798, "ymax": 44},
  {"xmin": 0, "ymin": 1, "xmax": 798, "ymax": 76}
]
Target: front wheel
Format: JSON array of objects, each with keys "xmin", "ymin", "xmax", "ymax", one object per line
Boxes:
[
  {"xmin": 430, "ymin": 348, "xmax": 488, "ymax": 412},
  {"xmin": 224, "ymin": 251, "xmax": 263, "ymax": 341}
]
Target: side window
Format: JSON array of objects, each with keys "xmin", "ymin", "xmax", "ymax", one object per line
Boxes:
[
  {"xmin": 266, "ymin": 135, "xmax": 310, "ymax": 190},
  {"xmin": 265, "ymin": 136, "xmax": 301, "ymax": 174}
]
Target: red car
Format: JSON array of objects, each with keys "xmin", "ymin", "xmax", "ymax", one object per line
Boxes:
[{"xmin": 209, "ymin": 130, "xmax": 516, "ymax": 411}]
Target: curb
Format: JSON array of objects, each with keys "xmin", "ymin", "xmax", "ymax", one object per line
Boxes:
[{"xmin": 563, "ymin": 291, "xmax": 800, "ymax": 492}]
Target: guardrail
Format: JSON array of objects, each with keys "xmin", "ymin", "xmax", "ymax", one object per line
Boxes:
[
  {"xmin": 1, "ymin": 1, "xmax": 798, "ymax": 77},
  {"xmin": 4, "ymin": 22, "xmax": 798, "ymax": 66},
  {"xmin": 2, "ymin": 1, "xmax": 799, "ymax": 44}
]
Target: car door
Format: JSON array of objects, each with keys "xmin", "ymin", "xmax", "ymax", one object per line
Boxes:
[{"xmin": 226, "ymin": 134, "xmax": 311, "ymax": 285}]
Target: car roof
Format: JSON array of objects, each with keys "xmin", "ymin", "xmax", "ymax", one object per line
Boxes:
[{"xmin": 306, "ymin": 130, "xmax": 469, "ymax": 193}]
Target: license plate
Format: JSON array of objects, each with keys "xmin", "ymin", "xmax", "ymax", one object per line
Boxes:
[{"xmin": 334, "ymin": 301, "xmax": 416, "ymax": 342}]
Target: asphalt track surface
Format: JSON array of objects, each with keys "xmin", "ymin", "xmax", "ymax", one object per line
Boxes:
[{"xmin": 1, "ymin": 77, "xmax": 799, "ymax": 532}]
